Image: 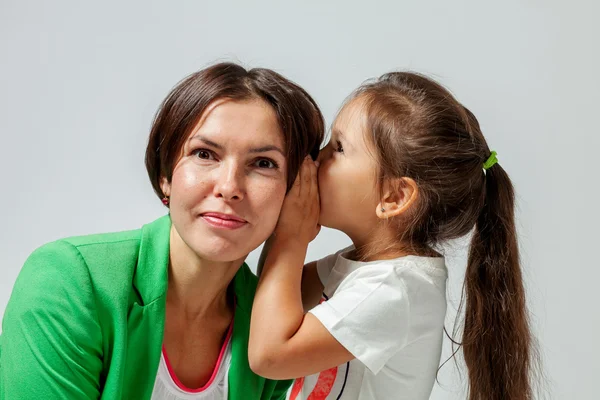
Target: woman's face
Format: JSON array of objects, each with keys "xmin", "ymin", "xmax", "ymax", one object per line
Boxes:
[{"xmin": 162, "ymin": 98, "xmax": 288, "ymax": 262}]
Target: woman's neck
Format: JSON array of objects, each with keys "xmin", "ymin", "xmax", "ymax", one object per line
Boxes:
[{"xmin": 167, "ymin": 225, "xmax": 243, "ymax": 319}]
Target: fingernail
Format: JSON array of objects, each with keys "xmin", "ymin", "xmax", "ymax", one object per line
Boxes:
[{"xmin": 315, "ymin": 161, "xmax": 320, "ymax": 167}]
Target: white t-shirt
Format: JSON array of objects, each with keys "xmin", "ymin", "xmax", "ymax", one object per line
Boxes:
[
  {"xmin": 289, "ymin": 247, "xmax": 447, "ymax": 400},
  {"xmin": 150, "ymin": 323, "xmax": 233, "ymax": 400}
]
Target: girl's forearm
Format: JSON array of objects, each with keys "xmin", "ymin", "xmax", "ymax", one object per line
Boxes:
[
  {"xmin": 256, "ymin": 234, "xmax": 275, "ymax": 277},
  {"xmin": 249, "ymin": 238, "xmax": 307, "ymax": 368}
]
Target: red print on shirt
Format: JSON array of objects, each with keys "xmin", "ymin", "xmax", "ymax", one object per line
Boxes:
[{"xmin": 289, "ymin": 295, "xmax": 348, "ymax": 400}]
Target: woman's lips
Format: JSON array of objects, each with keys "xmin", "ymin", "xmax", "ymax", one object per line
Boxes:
[{"xmin": 201, "ymin": 212, "xmax": 248, "ymax": 230}]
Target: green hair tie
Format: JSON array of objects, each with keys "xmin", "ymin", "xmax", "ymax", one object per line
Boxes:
[{"xmin": 483, "ymin": 151, "xmax": 498, "ymax": 170}]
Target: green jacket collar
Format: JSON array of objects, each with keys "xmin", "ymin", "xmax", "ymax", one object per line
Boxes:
[{"xmin": 133, "ymin": 214, "xmax": 256, "ymax": 310}]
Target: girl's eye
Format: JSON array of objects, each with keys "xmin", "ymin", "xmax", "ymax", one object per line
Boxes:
[
  {"xmin": 255, "ymin": 158, "xmax": 278, "ymax": 169},
  {"xmin": 192, "ymin": 149, "xmax": 215, "ymax": 160},
  {"xmin": 335, "ymin": 140, "xmax": 344, "ymax": 153}
]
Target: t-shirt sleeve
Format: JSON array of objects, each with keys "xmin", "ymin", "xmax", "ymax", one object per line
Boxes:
[
  {"xmin": 309, "ymin": 263, "xmax": 410, "ymax": 375},
  {"xmin": 316, "ymin": 246, "xmax": 353, "ymax": 287}
]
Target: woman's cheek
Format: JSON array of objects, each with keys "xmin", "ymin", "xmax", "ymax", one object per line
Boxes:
[
  {"xmin": 173, "ymin": 164, "xmax": 211, "ymax": 206},
  {"xmin": 253, "ymin": 179, "xmax": 286, "ymax": 221}
]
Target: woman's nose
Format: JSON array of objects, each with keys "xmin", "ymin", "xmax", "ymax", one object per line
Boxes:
[{"xmin": 213, "ymin": 161, "xmax": 245, "ymax": 201}]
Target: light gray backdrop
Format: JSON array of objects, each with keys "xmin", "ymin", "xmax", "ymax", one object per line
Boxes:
[{"xmin": 1, "ymin": 1, "xmax": 598, "ymax": 398}]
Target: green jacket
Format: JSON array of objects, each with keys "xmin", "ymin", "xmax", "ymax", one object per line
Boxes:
[{"xmin": 0, "ymin": 215, "xmax": 291, "ymax": 399}]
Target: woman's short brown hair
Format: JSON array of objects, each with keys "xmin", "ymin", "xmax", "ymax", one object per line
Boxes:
[{"xmin": 145, "ymin": 62, "xmax": 325, "ymax": 200}]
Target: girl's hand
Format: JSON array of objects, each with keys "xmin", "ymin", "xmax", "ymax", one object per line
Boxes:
[{"xmin": 274, "ymin": 157, "xmax": 320, "ymax": 246}]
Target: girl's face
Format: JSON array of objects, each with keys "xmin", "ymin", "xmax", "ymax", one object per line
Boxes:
[
  {"xmin": 162, "ymin": 99, "xmax": 288, "ymax": 262},
  {"xmin": 317, "ymin": 99, "xmax": 382, "ymax": 246}
]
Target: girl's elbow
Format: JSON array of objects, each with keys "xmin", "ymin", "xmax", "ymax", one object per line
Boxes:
[{"xmin": 248, "ymin": 347, "xmax": 281, "ymax": 379}]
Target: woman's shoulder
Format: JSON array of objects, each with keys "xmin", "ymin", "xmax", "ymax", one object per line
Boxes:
[
  {"xmin": 43, "ymin": 215, "xmax": 170, "ymax": 258},
  {"xmin": 27, "ymin": 227, "xmax": 144, "ymax": 274},
  {"xmin": 60, "ymin": 227, "xmax": 144, "ymax": 269},
  {"xmin": 17, "ymin": 220, "xmax": 165, "ymax": 306},
  {"xmin": 232, "ymin": 263, "xmax": 259, "ymax": 312},
  {"xmin": 61, "ymin": 226, "xmax": 142, "ymax": 248}
]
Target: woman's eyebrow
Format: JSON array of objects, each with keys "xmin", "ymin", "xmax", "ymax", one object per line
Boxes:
[
  {"xmin": 191, "ymin": 135, "xmax": 284, "ymax": 156},
  {"xmin": 249, "ymin": 145, "xmax": 285, "ymax": 156},
  {"xmin": 191, "ymin": 135, "xmax": 223, "ymax": 149}
]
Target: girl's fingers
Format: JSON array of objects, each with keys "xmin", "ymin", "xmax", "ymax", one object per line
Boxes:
[
  {"xmin": 301, "ymin": 157, "xmax": 311, "ymax": 198},
  {"xmin": 310, "ymin": 160, "xmax": 318, "ymax": 200},
  {"xmin": 313, "ymin": 164, "xmax": 320, "ymax": 217},
  {"xmin": 305, "ymin": 158, "xmax": 312, "ymax": 199},
  {"xmin": 291, "ymin": 171, "xmax": 301, "ymax": 196}
]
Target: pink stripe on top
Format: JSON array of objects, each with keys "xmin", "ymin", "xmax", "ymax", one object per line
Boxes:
[{"xmin": 162, "ymin": 318, "xmax": 235, "ymax": 393}]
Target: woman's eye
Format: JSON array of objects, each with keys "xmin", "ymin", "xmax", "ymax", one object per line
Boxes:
[
  {"xmin": 255, "ymin": 158, "xmax": 278, "ymax": 169},
  {"xmin": 193, "ymin": 149, "xmax": 215, "ymax": 160},
  {"xmin": 335, "ymin": 140, "xmax": 344, "ymax": 153}
]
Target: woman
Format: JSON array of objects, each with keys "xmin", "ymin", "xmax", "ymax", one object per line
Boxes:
[{"xmin": 0, "ymin": 62, "xmax": 324, "ymax": 399}]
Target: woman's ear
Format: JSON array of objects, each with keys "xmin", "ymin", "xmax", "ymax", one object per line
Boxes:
[
  {"xmin": 375, "ymin": 177, "xmax": 418, "ymax": 219},
  {"xmin": 160, "ymin": 177, "xmax": 171, "ymax": 198}
]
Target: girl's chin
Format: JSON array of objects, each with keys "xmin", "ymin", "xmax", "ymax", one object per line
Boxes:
[{"xmin": 317, "ymin": 213, "xmax": 334, "ymax": 230}]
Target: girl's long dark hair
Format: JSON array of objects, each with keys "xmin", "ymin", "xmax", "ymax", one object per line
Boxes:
[{"xmin": 352, "ymin": 72, "xmax": 537, "ymax": 399}]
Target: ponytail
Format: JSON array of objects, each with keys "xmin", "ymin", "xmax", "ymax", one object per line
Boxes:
[
  {"xmin": 350, "ymin": 72, "xmax": 538, "ymax": 398},
  {"xmin": 463, "ymin": 164, "xmax": 533, "ymax": 400}
]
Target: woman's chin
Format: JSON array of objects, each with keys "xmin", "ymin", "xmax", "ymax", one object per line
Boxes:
[
  {"xmin": 189, "ymin": 238, "xmax": 251, "ymax": 264},
  {"xmin": 198, "ymin": 249, "xmax": 248, "ymax": 264}
]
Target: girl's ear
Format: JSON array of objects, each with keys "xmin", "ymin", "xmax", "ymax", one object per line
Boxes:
[{"xmin": 375, "ymin": 177, "xmax": 418, "ymax": 219}]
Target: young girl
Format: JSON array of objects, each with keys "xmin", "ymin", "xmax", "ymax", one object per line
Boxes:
[{"xmin": 249, "ymin": 72, "xmax": 535, "ymax": 400}]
